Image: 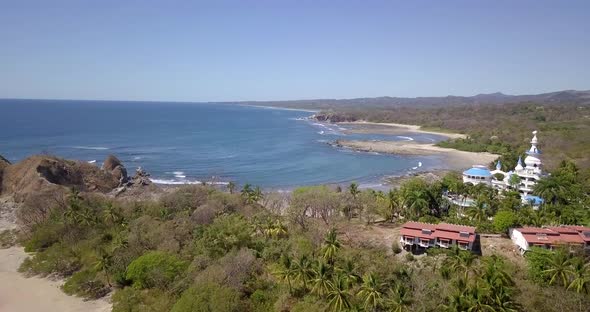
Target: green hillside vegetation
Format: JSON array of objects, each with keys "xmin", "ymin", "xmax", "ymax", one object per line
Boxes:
[{"xmin": 13, "ymin": 161, "xmax": 590, "ymax": 312}]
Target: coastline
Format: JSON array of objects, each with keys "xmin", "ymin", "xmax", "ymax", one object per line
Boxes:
[
  {"xmin": 339, "ymin": 121, "xmax": 467, "ymax": 139},
  {"xmin": 334, "ymin": 140, "xmax": 498, "ymax": 171}
]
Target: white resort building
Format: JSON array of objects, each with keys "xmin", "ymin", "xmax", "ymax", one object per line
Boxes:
[{"xmin": 462, "ymin": 131, "xmax": 545, "ymax": 207}]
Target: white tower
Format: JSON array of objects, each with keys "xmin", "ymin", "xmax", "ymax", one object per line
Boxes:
[
  {"xmin": 523, "ymin": 130, "xmax": 542, "ymax": 174},
  {"xmin": 515, "ymin": 130, "xmax": 543, "ymax": 196}
]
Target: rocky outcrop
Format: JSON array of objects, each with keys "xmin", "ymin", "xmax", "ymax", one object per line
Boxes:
[
  {"xmin": 130, "ymin": 167, "xmax": 152, "ymax": 186},
  {"xmin": 1, "ymin": 155, "xmax": 120, "ymax": 202},
  {"xmin": 313, "ymin": 112, "xmax": 357, "ymax": 123},
  {"xmin": 102, "ymin": 155, "xmax": 128, "ymax": 185}
]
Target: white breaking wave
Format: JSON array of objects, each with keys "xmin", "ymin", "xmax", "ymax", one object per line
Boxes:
[
  {"xmin": 71, "ymin": 146, "xmax": 109, "ymax": 150},
  {"xmin": 132, "ymin": 156, "xmax": 142, "ymax": 160},
  {"xmin": 318, "ymin": 131, "xmax": 325, "ymax": 135},
  {"xmin": 397, "ymin": 136, "xmax": 414, "ymax": 141},
  {"xmin": 418, "ymin": 161, "xmax": 423, "ymax": 167},
  {"xmin": 87, "ymin": 160, "xmax": 96, "ymax": 164},
  {"xmin": 151, "ymin": 179, "xmax": 229, "ymax": 186}
]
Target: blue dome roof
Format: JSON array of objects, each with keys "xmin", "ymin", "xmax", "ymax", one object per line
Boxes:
[
  {"xmin": 463, "ymin": 167, "xmax": 492, "ymax": 177},
  {"xmin": 524, "ymin": 195, "xmax": 544, "ymax": 205}
]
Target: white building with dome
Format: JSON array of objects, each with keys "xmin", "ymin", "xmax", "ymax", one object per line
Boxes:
[{"xmin": 462, "ymin": 131, "xmax": 545, "ymax": 206}]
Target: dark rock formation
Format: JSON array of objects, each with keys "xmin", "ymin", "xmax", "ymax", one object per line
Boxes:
[
  {"xmin": 313, "ymin": 112, "xmax": 357, "ymax": 123},
  {"xmin": 102, "ymin": 155, "xmax": 128, "ymax": 185},
  {"xmin": 102, "ymin": 155, "xmax": 122, "ymax": 171}
]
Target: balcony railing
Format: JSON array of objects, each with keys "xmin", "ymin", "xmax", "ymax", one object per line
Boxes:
[
  {"xmin": 437, "ymin": 241, "xmax": 450, "ymax": 248},
  {"xmin": 418, "ymin": 241, "xmax": 430, "ymax": 248}
]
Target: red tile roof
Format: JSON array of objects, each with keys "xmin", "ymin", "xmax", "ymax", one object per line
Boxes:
[
  {"xmin": 435, "ymin": 223, "xmax": 476, "ymax": 234},
  {"xmin": 401, "ymin": 221, "xmax": 437, "ymax": 231},
  {"xmin": 436, "ymin": 230, "xmax": 476, "ymax": 243},
  {"xmin": 400, "ymin": 222, "xmax": 476, "ymax": 243},
  {"xmin": 399, "ymin": 228, "xmax": 435, "ymax": 240},
  {"xmin": 515, "ymin": 226, "xmax": 590, "ymax": 246}
]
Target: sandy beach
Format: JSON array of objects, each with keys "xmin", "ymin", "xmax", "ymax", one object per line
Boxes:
[
  {"xmin": 339, "ymin": 121, "xmax": 467, "ymax": 139},
  {"xmin": 335, "ymin": 140, "xmax": 498, "ymax": 170},
  {"xmin": 0, "ymin": 197, "xmax": 111, "ymax": 312}
]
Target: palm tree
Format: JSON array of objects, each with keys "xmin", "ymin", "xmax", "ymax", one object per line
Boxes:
[
  {"xmin": 467, "ymin": 196, "xmax": 489, "ymax": 224},
  {"xmin": 272, "ymin": 219, "xmax": 288, "ymax": 238},
  {"xmin": 322, "ymin": 228, "xmax": 342, "ymax": 264},
  {"xmin": 480, "ymin": 256, "xmax": 514, "ymax": 292},
  {"xmin": 349, "ymin": 182, "xmax": 360, "ymax": 200},
  {"xmin": 445, "ymin": 247, "xmax": 477, "ymax": 279},
  {"xmin": 465, "ymin": 285, "xmax": 495, "ymax": 312},
  {"xmin": 490, "ymin": 286, "xmax": 520, "ymax": 312},
  {"xmin": 241, "ymin": 183, "xmax": 253, "ymax": 201},
  {"xmin": 227, "ymin": 181, "xmax": 236, "ymax": 194},
  {"xmin": 94, "ymin": 249, "xmax": 113, "ymax": 287},
  {"xmin": 566, "ymin": 257, "xmax": 590, "ymax": 294},
  {"xmin": 386, "ymin": 284, "xmax": 413, "ymax": 312},
  {"xmin": 356, "ymin": 273, "xmax": 384, "ymax": 311},
  {"xmin": 337, "ymin": 258, "xmax": 361, "ymax": 287},
  {"xmin": 533, "ymin": 176, "xmax": 567, "ymax": 205},
  {"xmin": 79, "ymin": 208, "xmax": 97, "ymax": 226},
  {"xmin": 293, "ymin": 255, "xmax": 314, "ymax": 290},
  {"xmin": 102, "ymin": 202, "xmax": 120, "ymax": 225},
  {"xmin": 543, "ymin": 249, "xmax": 571, "ymax": 286},
  {"xmin": 273, "ymin": 254, "xmax": 296, "ymax": 294},
  {"xmin": 311, "ymin": 260, "xmax": 333, "ymax": 298},
  {"xmin": 327, "ymin": 274, "xmax": 352, "ymax": 312},
  {"xmin": 403, "ymin": 189, "xmax": 429, "ymax": 219},
  {"xmin": 252, "ymin": 186, "xmax": 263, "ymax": 202},
  {"xmin": 440, "ymin": 290, "xmax": 472, "ymax": 312},
  {"xmin": 386, "ymin": 190, "xmax": 402, "ymax": 222}
]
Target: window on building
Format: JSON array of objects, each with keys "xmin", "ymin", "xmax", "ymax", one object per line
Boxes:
[{"xmin": 421, "ymin": 229, "xmax": 432, "ymax": 235}]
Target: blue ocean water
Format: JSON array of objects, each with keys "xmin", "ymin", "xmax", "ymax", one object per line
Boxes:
[{"xmin": 0, "ymin": 99, "xmax": 446, "ymax": 189}]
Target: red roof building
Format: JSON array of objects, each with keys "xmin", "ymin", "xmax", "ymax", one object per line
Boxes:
[
  {"xmin": 400, "ymin": 222, "xmax": 477, "ymax": 251},
  {"xmin": 509, "ymin": 226, "xmax": 590, "ymax": 254}
]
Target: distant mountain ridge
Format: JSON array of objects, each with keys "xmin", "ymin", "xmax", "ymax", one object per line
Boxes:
[{"xmin": 240, "ymin": 89, "xmax": 590, "ymax": 109}]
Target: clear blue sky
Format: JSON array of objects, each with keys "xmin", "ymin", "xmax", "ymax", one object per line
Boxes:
[{"xmin": 1, "ymin": 0, "xmax": 589, "ymax": 102}]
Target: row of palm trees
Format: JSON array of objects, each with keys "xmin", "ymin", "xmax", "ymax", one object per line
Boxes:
[
  {"xmin": 344, "ymin": 180, "xmax": 441, "ymax": 223},
  {"xmin": 273, "ymin": 229, "xmax": 412, "ymax": 312},
  {"xmin": 439, "ymin": 250, "xmax": 520, "ymax": 312},
  {"xmin": 541, "ymin": 248, "xmax": 590, "ymax": 294}
]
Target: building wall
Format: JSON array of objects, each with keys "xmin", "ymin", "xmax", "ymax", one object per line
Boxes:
[{"xmin": 509, "ymin": 229, "xmax": 529, "ymax": 252}]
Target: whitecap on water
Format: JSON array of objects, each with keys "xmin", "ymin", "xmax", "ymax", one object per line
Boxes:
[
  {"xmin": 151, "ymin": 178, "xmax": 229, "ymax": 186},
  {"xmin": 71, "ymin": 146, "xmax": 109, "ymax": 150}
]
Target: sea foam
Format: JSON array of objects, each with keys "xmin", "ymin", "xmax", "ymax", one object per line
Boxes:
[{"xmin": 71, "ymin": 146, "xmax": 109, "ymax": 150}]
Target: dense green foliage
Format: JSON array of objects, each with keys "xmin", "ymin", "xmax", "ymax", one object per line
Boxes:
[
  {"xmin": 14, "ymin": 162, "xmax": 590, "ymax": 311},
  {"xmin": 126, "ymin": 251, "xmax": 187, "ymax": 289}
]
